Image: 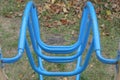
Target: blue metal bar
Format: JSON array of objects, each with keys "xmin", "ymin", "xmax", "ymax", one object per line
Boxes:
[
  {"xmin": 30, "ymin": 4, "xmax": 81, "ymax": 54},
  {"xmin": 0, "ymin": 1, "xmax": 34, "ymax": 63},
  {"xmin": 18, "ymin": 1, "xmax": 33, "ymax": 50},
  {"xmin": 38, "ymin": 57, "xmax": 44, "ymax": 80},
  {"xmin": 85, "ymin": 2, "xmax": 101, "ymax": 51},
  {"xmin": 1, "ymin": 49, "xmax": 24, "ymax": 63},
  {"xmin": 27, "ymin": 13, "xmax": 82, "ymax": 62},
  {"xmin": 76, "ymin": 56, "xmax": 82, "ymax": 80},
  {"xmin": 37, "ymin": 52, "xmax": 82, "ymax": 80},
  {"xmin": 0, "ymin": 49, "xmax": 4, "ymax": 68},
  {"xmin": 0, "ymin": 1, "xmax": 118, "ymax": 80},
  {"xmin": 96, "ymin": 50, "xmax": 117, "ymax": 64},
  {"xmin": 85, "ymin": 1, "xmax": 117, "ymax": 64},
  {"xmin": 26, "ymin": 2, "xmax": 93, "ymax": 63},
  {"xmin": 25, "ymin": 38, "xmax": 94, "ymax": 76},
  {"xmin": 27, "ymin": 15, "xmax": 82, "ymax": 62}
]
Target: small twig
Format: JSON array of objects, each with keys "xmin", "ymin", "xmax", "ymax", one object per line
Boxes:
[
  {"xmin": 2, "ymin": 68, "xmax": 8, "ymax": 80},
  {"xmin": 0, "ymin": 68, "xmax": 9, "ymax": 80}
]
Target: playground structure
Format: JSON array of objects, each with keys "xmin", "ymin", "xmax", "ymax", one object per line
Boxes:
[{"xmin": 0, "ymin": 1, "xmax": 120, "ymax": 80}]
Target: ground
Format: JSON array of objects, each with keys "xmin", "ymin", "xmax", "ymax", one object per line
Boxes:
[{"xmin": 0, "ymin": 0, "xmax": 120, "ymax": 80}]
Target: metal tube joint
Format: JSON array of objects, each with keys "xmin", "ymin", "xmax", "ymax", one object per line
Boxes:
[{"xmin": 0, "ymin": 48, "xmax": 4, "ymax": 68}]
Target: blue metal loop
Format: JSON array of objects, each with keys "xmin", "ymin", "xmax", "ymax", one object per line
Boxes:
[{"xmin": 0, "ymin": 1, "xmax": 119, "ymax": 80}]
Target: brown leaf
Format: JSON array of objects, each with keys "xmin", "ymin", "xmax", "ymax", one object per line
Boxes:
[
  {"xmin": 37, "ymin": 6, "xmax": 43, "ymax": 14},
  {"xmin": 50, "ymin": 4, "xmax": 62, "ymax": 14},
  {"xmin": 44, "ymin": 22, "xmax": 51, "ymax": 28},
  {"xmin": 60, "ymin": 19, "xmax": 68, "ymax": 25},
  {"xmin": 44, "ymin": 16, "xmax": 51, "ymax": 20},
  {"xmin": 96, "ymin": 7, "xmax": 101, "ymax": 14},
  {"xmin": 52, "ymin": 21, "xmax": 61, "ymax": 26},
  {"xmin": 16, "ymin": 0, "xmax": 24, "ymax": 3},
  {"xmin": 5, "ymin": 14, "xmax": 13, "ymax": 18}
]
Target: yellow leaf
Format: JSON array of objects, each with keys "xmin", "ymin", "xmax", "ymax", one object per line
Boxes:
[
  {"xmin": 51, "ymin": 0, "xmax": 56, "ymax": 4},
  {"xmin": 94, "ymin": 0, "xmax": 97, "ymax": 3},
  {"xmin": 63, "ymin": 7, "xmax": 68, "ymax": 13},
  {"xmin": 106, "ymin": 10, "xmax": 111, "ymax": 15},
  {"xmin": 63, "ymin": 77, "xmax": 68, "ymax": 80},
  {"xmin": 17, "ymin": 4, "xmax": 20, "ymax": 8},
  {"xmin": 45, "ymin": 3, "xmax": 50, "ymax": 10}
]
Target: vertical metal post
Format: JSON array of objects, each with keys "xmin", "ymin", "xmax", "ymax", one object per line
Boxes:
[
  {"xmin": 76, "ymin": 56, "xmax": 82, "ymax": 80},
  {"xmin": 0, "ymin": 48, "xmax": 3, "ymax": 68},
  {"xmin": 38, "ymin": 57, "xmax": 44, "ymax": 80},
  {"xmin": 115, "ymin": 40, "xmax": 120, "ymax": 80}
]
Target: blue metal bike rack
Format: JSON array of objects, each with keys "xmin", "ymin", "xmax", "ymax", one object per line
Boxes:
[{"xmin": 0, "ymin": 1, "xmax": 119, "ymax": 80}]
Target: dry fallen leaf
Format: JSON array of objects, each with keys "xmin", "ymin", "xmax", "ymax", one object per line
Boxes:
[
  {"xmin": 44, "ymin": 22, "xmax": 51, "ymax": 28},
  {"xmin": 100, "ymin": 24, "xmax": 105, "ymax": 29},
  {"xmin": 102, "ymin": 32, "xmax": 110, "ymax": 36},
  {"xmin": 90, "ymin": 64, "xmax": 93, "ymax": 68},
  {"xmin": 37, "ymin": 6, "xmax": 43, "ymax": 14},
  {"xmin": 106, "ymin": 10, "xmax": 111, "ymax": 16},
  {"xmin": 51, "ymin": 0, "xmax": 56, "ymax": 4},
  {"xmin": 45, "ymin": 3, "xmax": 51, "ymax": 10},
  {"xmin": 63, "ymin": 7, "xmax": 68, "ymax": 13},
  {"xmin": 78, "ymin": 13, "xmax": 81, "ymax": 18},
  {"xmin": 60, "ymin": 18, "xmax": 68, "ymax": 25},
  {"xmin": 71, "ymin": 30, "xmax": 75, "ymax": 35},
  {"xmin": 63, "ymin": 77, "xmax": 68, "ymax": 80},
  {"xmin": 50, "ymin": 4, "xmax": 62, "ymax": 14},
  {"xmin": 16, "ymin": 0, "xmax": 24, "ymax": 3},
  {"xmin": 52, "ymin": 21, "xmax": 61, "ymax": 26}
]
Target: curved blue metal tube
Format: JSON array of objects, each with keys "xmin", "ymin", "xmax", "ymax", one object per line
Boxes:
[
  {"xmin": 26, "ymin": 2, "xmax": 92, "ymax": 63},
  {"xmin": 0, "ymin": 1, "xmax": 34, "ymax": 63},
  {"xmin": 31, "ymin": 6, "xmax": 88, "ymax": 55},
  {"xmin": 85, "ymin": 1, "xmax": 117, "ymax": 64},
  {"xmin": 25, "ymin": 38, "xmax": 94, "ymax": 76},
  {"xmin": 27, "ymin": 15, "xmax": 82, "ymax": 62},
  {"xmin": 18, "ymin": 1, "xmax": 33, "ymax": 50},
  {"xmin": 1, "ymin": 49, "xmax": 24, "ymax": 63},
  {"xmin": 30, "ymin": 4, "xmax": 80, "ymax": 54},
  {"xmin": 96, "ymin": 50, "xmax": 117, "ymax": 64}
]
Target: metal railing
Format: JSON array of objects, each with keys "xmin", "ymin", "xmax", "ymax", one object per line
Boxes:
[{"xmin": 0, "ymin": 1, "xmax": 119, "ymax": 80}]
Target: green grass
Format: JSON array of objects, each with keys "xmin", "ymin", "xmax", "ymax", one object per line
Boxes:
[{"xmin": 0, "ymin": 0, "xmax": 119, "ymax": 80}]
